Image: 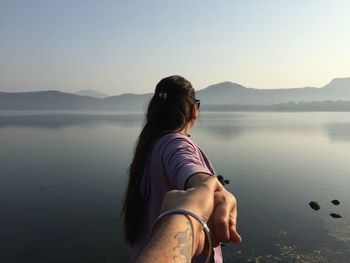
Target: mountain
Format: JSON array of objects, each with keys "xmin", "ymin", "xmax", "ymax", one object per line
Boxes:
[
  {"xmin": 202, "ymin": 101, "xmax": 350, "ymax": 112},
  {"xmin": 74, "ymin": 90, "xmax": 109, "ymax": 98},
  {"xmin": 319, "ymin": 77, "xmax": 350, "ymax": 100},
  {"xmin": 0, "ymin": 90, "xmax": 101, "ymax": 110},
  {"xmin": 103, "ymin": 93, "xmax": 152, "ymax": 111},
  {"xmin": 0, "ymin": 78, "xmax": 349, "ymax": 111},
  {"xmin": 323, "ymin": 77, "xmax": 350, "ymax": 90},
  {"xmin": 0, "ymin": 90, "xmax": 152, "ymax": 111},
  {"xmin": 196, "ymin": 78, "xmax": 350, "ymax": 105}
]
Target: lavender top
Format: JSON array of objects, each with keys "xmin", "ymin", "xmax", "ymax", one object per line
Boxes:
[{"xmin": 130, "ymin": 132, "xmax": 223, "ymax": 263}]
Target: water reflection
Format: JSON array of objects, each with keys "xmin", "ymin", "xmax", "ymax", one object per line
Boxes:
[
  {"xmin": 0, "ymin": 113, "xmax": 144, "ymax": 129},
  {"xmin": 1, "ymin": 111, "xmax": 349, "ymax": 262},
  {"xmin": 197, "ymin": 112, "xmax": 350, "ymax": 142},
  {"xmin": 1, "ymin": 112, "xmax": 350, "ymax": 143},
  {"xmin": 326, "ymin": 123, "xmax": 350, "ymax": 142}
]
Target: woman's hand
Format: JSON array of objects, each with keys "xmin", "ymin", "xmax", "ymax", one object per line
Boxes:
[
  {"xmin": 210, "ymin": 189, "xmax": 242, "ymax": 245},
  {"xmin": 186, "ymin": 173, "xmax": 242, "ymax": 247}
]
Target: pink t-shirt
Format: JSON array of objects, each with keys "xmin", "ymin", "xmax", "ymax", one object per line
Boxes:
[{"xmin": 130, "ymin": 132, "xmax": 223, "ymax": 263}]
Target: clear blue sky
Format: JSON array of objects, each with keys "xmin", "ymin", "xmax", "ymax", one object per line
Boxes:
[{"xmin": 1, "ymin": 0, "xmax": 349, "ymax": 95}]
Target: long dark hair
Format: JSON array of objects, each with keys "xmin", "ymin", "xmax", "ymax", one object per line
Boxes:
[{"xmin": 122, "ymin": 75, "xmax": 197, "ymax": 244}]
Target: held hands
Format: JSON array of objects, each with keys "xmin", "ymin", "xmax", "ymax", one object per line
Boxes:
[
  {"xmin": 210, "ymin": 186, "xmax": 242, "ymax": 245},
  {"xmin": 159, "ymin": 176, "xmax": 242, "ymax": 256}
]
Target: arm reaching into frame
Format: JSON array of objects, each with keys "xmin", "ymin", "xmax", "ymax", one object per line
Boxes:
[{"xmin": 135, "ymin": 176, "xmax": 242, "ymax": 263}]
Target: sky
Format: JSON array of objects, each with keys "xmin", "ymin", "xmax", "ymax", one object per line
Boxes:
[{"xmin": 1, "ymin": 0, "xmax": 350, "ymax": 95}]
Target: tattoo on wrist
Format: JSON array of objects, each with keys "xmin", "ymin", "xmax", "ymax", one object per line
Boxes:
[{"xmin": 172, "ymin": 221, "xmax": 193, "ymax": 262}]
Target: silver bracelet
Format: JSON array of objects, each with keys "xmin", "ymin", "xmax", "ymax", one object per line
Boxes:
[{"xmin": 151, "ymin": 209, "xmax": 212, "ymax": 263}]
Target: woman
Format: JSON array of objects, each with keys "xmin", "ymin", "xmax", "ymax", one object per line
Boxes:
[{"xmin": 123, "ymin": 76, "xmax": 241, "ymax": 262}]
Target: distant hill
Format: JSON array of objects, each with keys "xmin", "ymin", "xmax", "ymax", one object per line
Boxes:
[
  {"xmin": 0, "ymin": 91, "xmax": 100, "ymax": 110},
  {"xmin": 0, "ymin": 90, "xmax": 152, "ymax": 111},
  {"xmin": 0, "ymin": 77, "xmax": 349, "ymax": 111},
  {"xmin": 74, "ymin": 90, "xmax": 109, "ymax": 98},
  {"xmin": 103, "ymin": 93, "xmax": 152, "ymax": 111},
  {"xmin": 323, "ymin": 77, "xmax": 350, "ymax": 90},
  {"xmin": 197, "ymin": 77, "xmax": 350, "ymax": 105},
  {"xmin": 202, "ymin": 101, "xmax": 350, "ymax": 112}
]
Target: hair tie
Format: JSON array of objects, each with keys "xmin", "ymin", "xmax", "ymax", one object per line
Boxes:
[{"xmin": 158, "ymin": 92, "xmax": 167, "ymax": 100}]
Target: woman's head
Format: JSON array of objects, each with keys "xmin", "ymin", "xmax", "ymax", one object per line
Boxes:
[
  {"xmin": 146, "ymin": 75, "xmax": 198, "ymax": 133},
  {"xmin": 123, "ymin": 75, "xmax": 200, "ymax": 244}
]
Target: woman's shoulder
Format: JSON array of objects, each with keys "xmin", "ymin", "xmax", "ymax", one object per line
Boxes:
[
  {"xmin": 157, "ymin": 132, "xmax": 192, "ymax": 144},
  {"xmin": 153, "ymin": 132, "xmax": 194, "ymax": 150}
]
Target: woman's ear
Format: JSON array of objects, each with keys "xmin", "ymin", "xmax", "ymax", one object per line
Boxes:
[{"xmin": 191, "ymin": 105, "xmax": 198, "ymax": 121}]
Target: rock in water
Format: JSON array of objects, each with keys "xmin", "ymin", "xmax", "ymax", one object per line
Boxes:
[
  {"xmin": 330, "ymin": 213, "xmax": 342, "ymax": 218},
  {"xmin": 331, "ymin": 199, "xmax": 340, "ymax": 205},
  {"xmin": 309, "ymin": 201, "xmax": 320, "ymax": 211}
]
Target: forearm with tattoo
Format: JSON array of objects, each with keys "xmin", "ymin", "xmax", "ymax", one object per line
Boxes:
[
  {"xmin": 135, "ymin": 215, "xmax": 199, "ymax": 263},
  {"xmin": 172, "ymin": 221, "xmax": 193, "ymax": 262}
]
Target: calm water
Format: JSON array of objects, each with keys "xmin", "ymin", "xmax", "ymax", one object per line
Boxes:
[{"xmin": 0, "ymin": 112, "xmax": 349, "ymax": 263}]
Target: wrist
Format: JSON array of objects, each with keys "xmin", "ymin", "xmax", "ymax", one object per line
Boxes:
[
  {"xmin": 185, "ymin": 172, "xmax": 211, "ymax": 189},
  {"xmin": 154, "ymin": 213, "xmax": 201, "ymax": 256},
  {"xmin": 152, "ymin": 209, "xmax": 211, "ymax": 258}
]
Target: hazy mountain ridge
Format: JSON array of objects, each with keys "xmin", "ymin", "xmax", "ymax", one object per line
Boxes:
[
  {"xmin": 197, "ymin": 78, "xmax": 350, "ymax": 105},
  {"xmin": 0, "ymin": 90, "xmax": 153, "ymax": 111},
  {"xmin": 0, "ymin": 90, "xmax": 100, "ymax": 110},
  {"xmin": 202, "ymin": 100, "xmax": 350, "ymax": 112},
  {"xmin": 74, "ymin": 90, "xmax": 110, "ymax": 98},
  {"xmin": 1, "ymin": 78, "xmax": 349, "ymax": 111}
]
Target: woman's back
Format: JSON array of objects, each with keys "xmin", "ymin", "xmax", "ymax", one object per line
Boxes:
[{"xmin": 130, "ymin": 132, "xmax": 218, "ymax": 261}]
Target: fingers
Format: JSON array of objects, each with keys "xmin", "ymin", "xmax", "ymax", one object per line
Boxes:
[
  {"xmin": 229, "ymin": 211, "xmax": 242, "ymax": 243},
  {"xmin": 161, "ymin": 176, "xmax": 242, "ymax": 245},
  {"xmin": 212, "ymin": 193, "xmax": 231, "ymax": 243},
  {"xmin": 211, "ymin": 191, "xmax": 242, "ymax": 244},
  {"xmin": 207, "ymin": 218, "xmax": 220, "ymax": 247},
  {"xmin": 188, "ymin": 178, "xmax": 242, "ymax": 244}
]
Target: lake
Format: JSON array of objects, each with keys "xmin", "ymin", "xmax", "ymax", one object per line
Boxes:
[{"xmin": 0, "ymin": 111, "xmax": 349, "ymax": 262}]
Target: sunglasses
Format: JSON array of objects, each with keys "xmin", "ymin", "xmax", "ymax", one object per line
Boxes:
[
  {"xmin": 190, "ymin": 96, "xmax": 200, "ymax": 109},
  {"xmin": 195, "ymin": 99, "xmax": 201, "ymax": 109}
]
